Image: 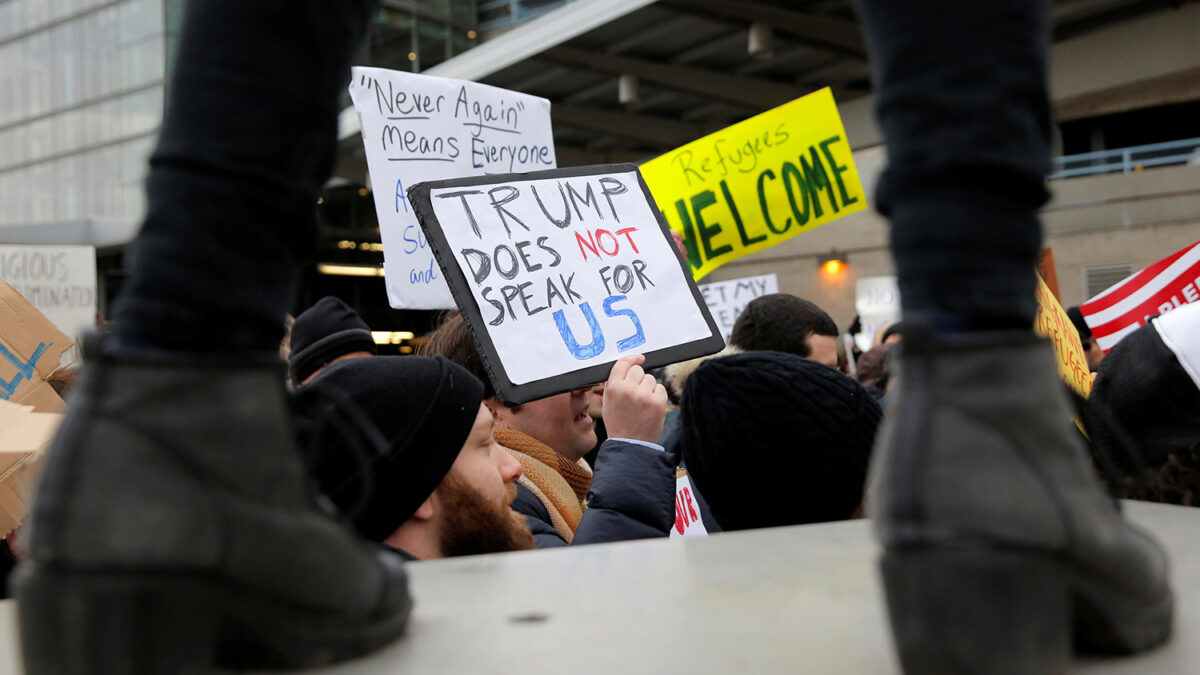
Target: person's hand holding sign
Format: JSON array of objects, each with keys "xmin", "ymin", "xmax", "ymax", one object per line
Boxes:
[{"xmin": 601, "ymin": 354, "xmax": 668, "ymax": 446}]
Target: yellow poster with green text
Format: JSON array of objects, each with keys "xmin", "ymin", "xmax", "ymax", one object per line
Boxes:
[{"xmin": 640, "ymin": 88, "xmax": 866, "ymax": 280}]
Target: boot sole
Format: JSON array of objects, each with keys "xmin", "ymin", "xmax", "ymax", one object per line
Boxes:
[
  {"xmin": 881, "ymin": 547, "xmax": 1173, "ymax": 675},
  {"xmin": 14, "ymin": 563, "xmax": 411, "ymax": 674}
]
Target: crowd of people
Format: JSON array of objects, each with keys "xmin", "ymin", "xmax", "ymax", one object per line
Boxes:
[
  {"xmin": 7, "ymin": 0, "xmax": 1198, "ymax": 672},
  {"xmin": 265, "ymin": 290, "xmax": 1200, "ymax": 566}
]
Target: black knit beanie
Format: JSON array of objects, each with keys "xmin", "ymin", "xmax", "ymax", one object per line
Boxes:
[
  {"xmin": 302, "ymin": 355, "xmax": 485, "ymax": 541},
  {"xmin": 290, "ymin": 296, "xmax": 378, "ymax": 384},
  {"xmin": 1090, "ymin": 319, "xmax": 1200, "ymax": 469},
  {"xmin": 1066, "ymin": 306, "xmax": 1093, "ymax": 340},
  {"xmin": 680, "ymin": 351, "xmax": 882, "ymax": 531}
]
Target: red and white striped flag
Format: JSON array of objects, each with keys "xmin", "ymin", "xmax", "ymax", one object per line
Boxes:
[{"xmin": 1080, "ymin": 241, "xmax": 1200, "ymax": 352}]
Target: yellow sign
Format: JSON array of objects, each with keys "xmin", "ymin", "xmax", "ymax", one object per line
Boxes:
[
  {"xmin": 1034, "ymin": 273, "xmax": 1093, "ymax": 398},
  {"xmin": 640, "ymin": 88, "xmax": 867, "ymax": 280}
]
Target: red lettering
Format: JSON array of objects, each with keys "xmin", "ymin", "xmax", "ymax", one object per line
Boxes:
[
  {"xmin": 616, "ymin": 227, "xmax": 640, "ymax": 253},
  {"xmin": 683, "ymin": 487, "xmax": 699, "ymax": 521},
  {"xmin": 596, "ymin": 229, "xmax": 619, "ymax": 256},
  {"xmin": 674, "ymin": 492, "xmax": 686, "ymax": 534},
  {"xmin": 575, "ymin": 230, "xmax": 600, "ymax": 261}
]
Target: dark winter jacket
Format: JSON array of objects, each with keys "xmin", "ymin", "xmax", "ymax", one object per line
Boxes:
[{"xmin": 510, "ymin": 438, "xmax": 676, "ymax": 548}]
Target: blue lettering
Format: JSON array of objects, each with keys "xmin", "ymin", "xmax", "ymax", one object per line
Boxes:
[
  {"xmin": 402, "ymin": 225, "xmax": 428, "ymax": 254},
  {"xmin": 408, "ymin": 258, "xmax": 438, "ymax": 285},
  {"xmin": 603, "ymin": 295, "xmax": 645, "ymax": 352},
  {"xmin": 554, "ymin": 302, "xmax": 605, "ymax": 360},
  {"xmin": 395, "ymin": 178, "xmax": 408, "ymax": 213},
  {"xmin": 0, "ymin": 341, "xmax": 49, "ymax": 400}
]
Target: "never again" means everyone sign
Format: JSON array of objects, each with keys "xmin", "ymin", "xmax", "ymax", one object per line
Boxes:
[
  {"xmin": 410, "ymin": 165, "xmax": 723, "ymax": 405},
  {"xmin": 349, "ymin": 67, "xmax": 556, "ymax": 310}
]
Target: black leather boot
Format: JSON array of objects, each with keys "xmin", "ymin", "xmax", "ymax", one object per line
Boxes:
[
  {"xmin": 870, "ymin": 332, "xmax": 1173, "ymax": 674},
  {"xmin": 15, "ymin": 345, "xmax": 412, "ymax": 673}
]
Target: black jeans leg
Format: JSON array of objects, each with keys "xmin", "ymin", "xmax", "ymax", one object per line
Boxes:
[
  {"xmin": 854, "ymin": 0, "xmax": 1053, "ymax": 331},
  {"xmin": 114, "ymin": 0, "xmax": 375, "ymax": 352}
]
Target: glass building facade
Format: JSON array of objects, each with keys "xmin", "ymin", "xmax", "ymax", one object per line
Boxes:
[
  {"xmin": 0, "ymin": 0, "xmax": 482, "ymax": 235},
  {"xmin": 0, "ymin": 0, "xmax": 177, "ymax": 229}
]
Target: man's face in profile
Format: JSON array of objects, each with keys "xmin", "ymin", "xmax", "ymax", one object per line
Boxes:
[{"xmin": 437, "ymin": 404, "xmax": 533, "ymax": 556}]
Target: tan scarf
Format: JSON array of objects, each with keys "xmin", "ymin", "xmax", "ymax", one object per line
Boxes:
[{"xmin": 494, "ymin": 428, "xmax": 592, "ymax": 543}]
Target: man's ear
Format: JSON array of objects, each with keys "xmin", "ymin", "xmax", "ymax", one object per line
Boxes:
[
  {"xmin": 411, "ymin": 494, "xmax": 436, "ymax": 522},
  {"xmin": 486, "ymin": 396, "xmax": 511, "ymax": 426}
]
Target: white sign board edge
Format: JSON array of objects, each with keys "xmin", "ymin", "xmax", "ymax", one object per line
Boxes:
[{"xmin": 348, "ymin": 66, "xmax": 557, "ymax": 310}]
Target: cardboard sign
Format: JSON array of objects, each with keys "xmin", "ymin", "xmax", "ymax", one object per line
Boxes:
[
  {"xmin": 410, "ymin": 164, "xmax": 723, "ymax": 405},
  {"xmin": 1080, "ymin": 241, "xmax": 1200, "ymax": 352},
  {"xmin": 854, "ymin": 276, "xmax": 900, "ymax": 353},
  {"xmin": 0, "ymin": 400, "xmax": 60, "ymax": 538},
  {"xmin": 670, "ymin": 472, "xmax": 708, "ymax": 539},
  {"xmin": 0, "ymin": 245, "xmax": 97, "ymax": 339},
  {"xmin": 0, "ymin": 279, "xmax": 74, "ymax": 413},
  {"xmin": 348, "ymin": 67, "xmax": 556, "ymax": 309},
  {"xmin": 697, "ymin": 273, "xmax": 779, "ymax": 344},
  {"xmin": 640, "ymin": 88, "xmax": 867, "ymax": 281},
  {"xmin": 1034, "ymin": 273, "xmax": 1093, "ymax": 398}
]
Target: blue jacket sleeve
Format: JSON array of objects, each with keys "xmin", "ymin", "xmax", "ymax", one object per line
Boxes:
[{"xmin": 572, "ymin": 438, "xmax": 676, "ymax": 545}]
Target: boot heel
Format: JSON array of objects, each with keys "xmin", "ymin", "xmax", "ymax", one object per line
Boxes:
[
  {"xmin": 881, "ymin": 548, "xmax": 1070, "ymax": 675},
  {"xmin": 15, "ymin": 566, "xmax": 220, "ymax": 675}
]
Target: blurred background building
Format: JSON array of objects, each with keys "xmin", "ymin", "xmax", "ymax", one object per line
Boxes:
[{"xmin": 1, "ymin": 0, "xmax": 1197, "ymax": 345}]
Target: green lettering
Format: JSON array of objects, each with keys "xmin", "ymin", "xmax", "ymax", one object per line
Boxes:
[
  {"xmin": 757, "ymin": 169, "xmax": 790, "ymax": 235},
  {"xmin": 691, "ymin": 190, "xmax": 733, "ymax": 262},
  {"xmin": 721, "ymin": 179, "xmax": 766, "ymax": 247},
  {"xmin": 781, "ymin": 162, "xmax": 811, "ymax": 226},
  {"xmin": 671, "ymin": 201, "xmax": 702, "ymax": 270},
  {"xmin": 798, "ymin": 147, "xmax": 838, "ymax": 218},
  {"xmin": 818, "ymin": 135, "xmax": 858, "ymax": 207}
]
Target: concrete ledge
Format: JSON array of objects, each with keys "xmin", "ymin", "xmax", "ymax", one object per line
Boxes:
[{"xmin": 0, "ymin": 501, "xmax": 1195, "ymax": 673}]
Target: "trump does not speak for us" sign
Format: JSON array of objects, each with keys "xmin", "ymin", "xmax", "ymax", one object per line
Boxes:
[{"xmin": 410, "ymin": 165, "xmax": 724, "ymax": 405}]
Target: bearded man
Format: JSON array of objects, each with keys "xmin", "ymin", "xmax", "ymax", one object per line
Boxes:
[{"xmin": 303, "ymin": 355, "xmax": 532, "ymax": 559}]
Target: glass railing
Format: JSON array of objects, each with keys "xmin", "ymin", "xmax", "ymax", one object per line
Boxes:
[
  {"xmin": 478, "ymin": 0, "xmax": 576, "ymax": 34},
  {"xmin": 1049, "ymin": 137, "xmax": 1200, "ymax": 180}
]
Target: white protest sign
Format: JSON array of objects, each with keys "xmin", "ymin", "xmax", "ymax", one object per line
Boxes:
[
  {"xmin": 697, "ymin": 273, "xmax": 779, "ymax": 344},
  {"xmin": 670, "ymin": 472, "xmax": 709, "ymax": 539},
  {"xmin": 410, "ymin": 165, "xmax": 723, "ymax": 404},
  {"xmin": 855, "ymin": 275, "xmax": 899, "ymax": 352},
  {"xmin": 1154, "ymin": 302, "xmax": 1200, "ymax": 391},
  {"xmin": 348, "ymin": 67, "xmax": 556, "ymax": 309},
  {"xmin": 0, "ymin": 246, "xmax": 96, "ymax": 340}
]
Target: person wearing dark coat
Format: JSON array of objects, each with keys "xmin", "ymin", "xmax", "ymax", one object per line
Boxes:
[{"xmin": 420, "ymin": 312, "xmax": 677, "ymax": 547}]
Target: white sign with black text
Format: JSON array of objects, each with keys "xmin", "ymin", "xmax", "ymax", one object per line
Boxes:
[
  {"xmin": 0, "ymin": 245, "xmax": 96, "ymax": 340},
  {"xmin": 410, "ymin": 165, "xmax": 723, "ymax": 405},
  {"xmin": 348, "ymin": 67, "xmax": 556, "ymax": 309},
  {"xmin": 697, "ymin": 273, "xmax": 779, "ymax": 344},
  {"xmin": 854, "ymin": 275, "xmax": 899, "ymax": 352}
]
